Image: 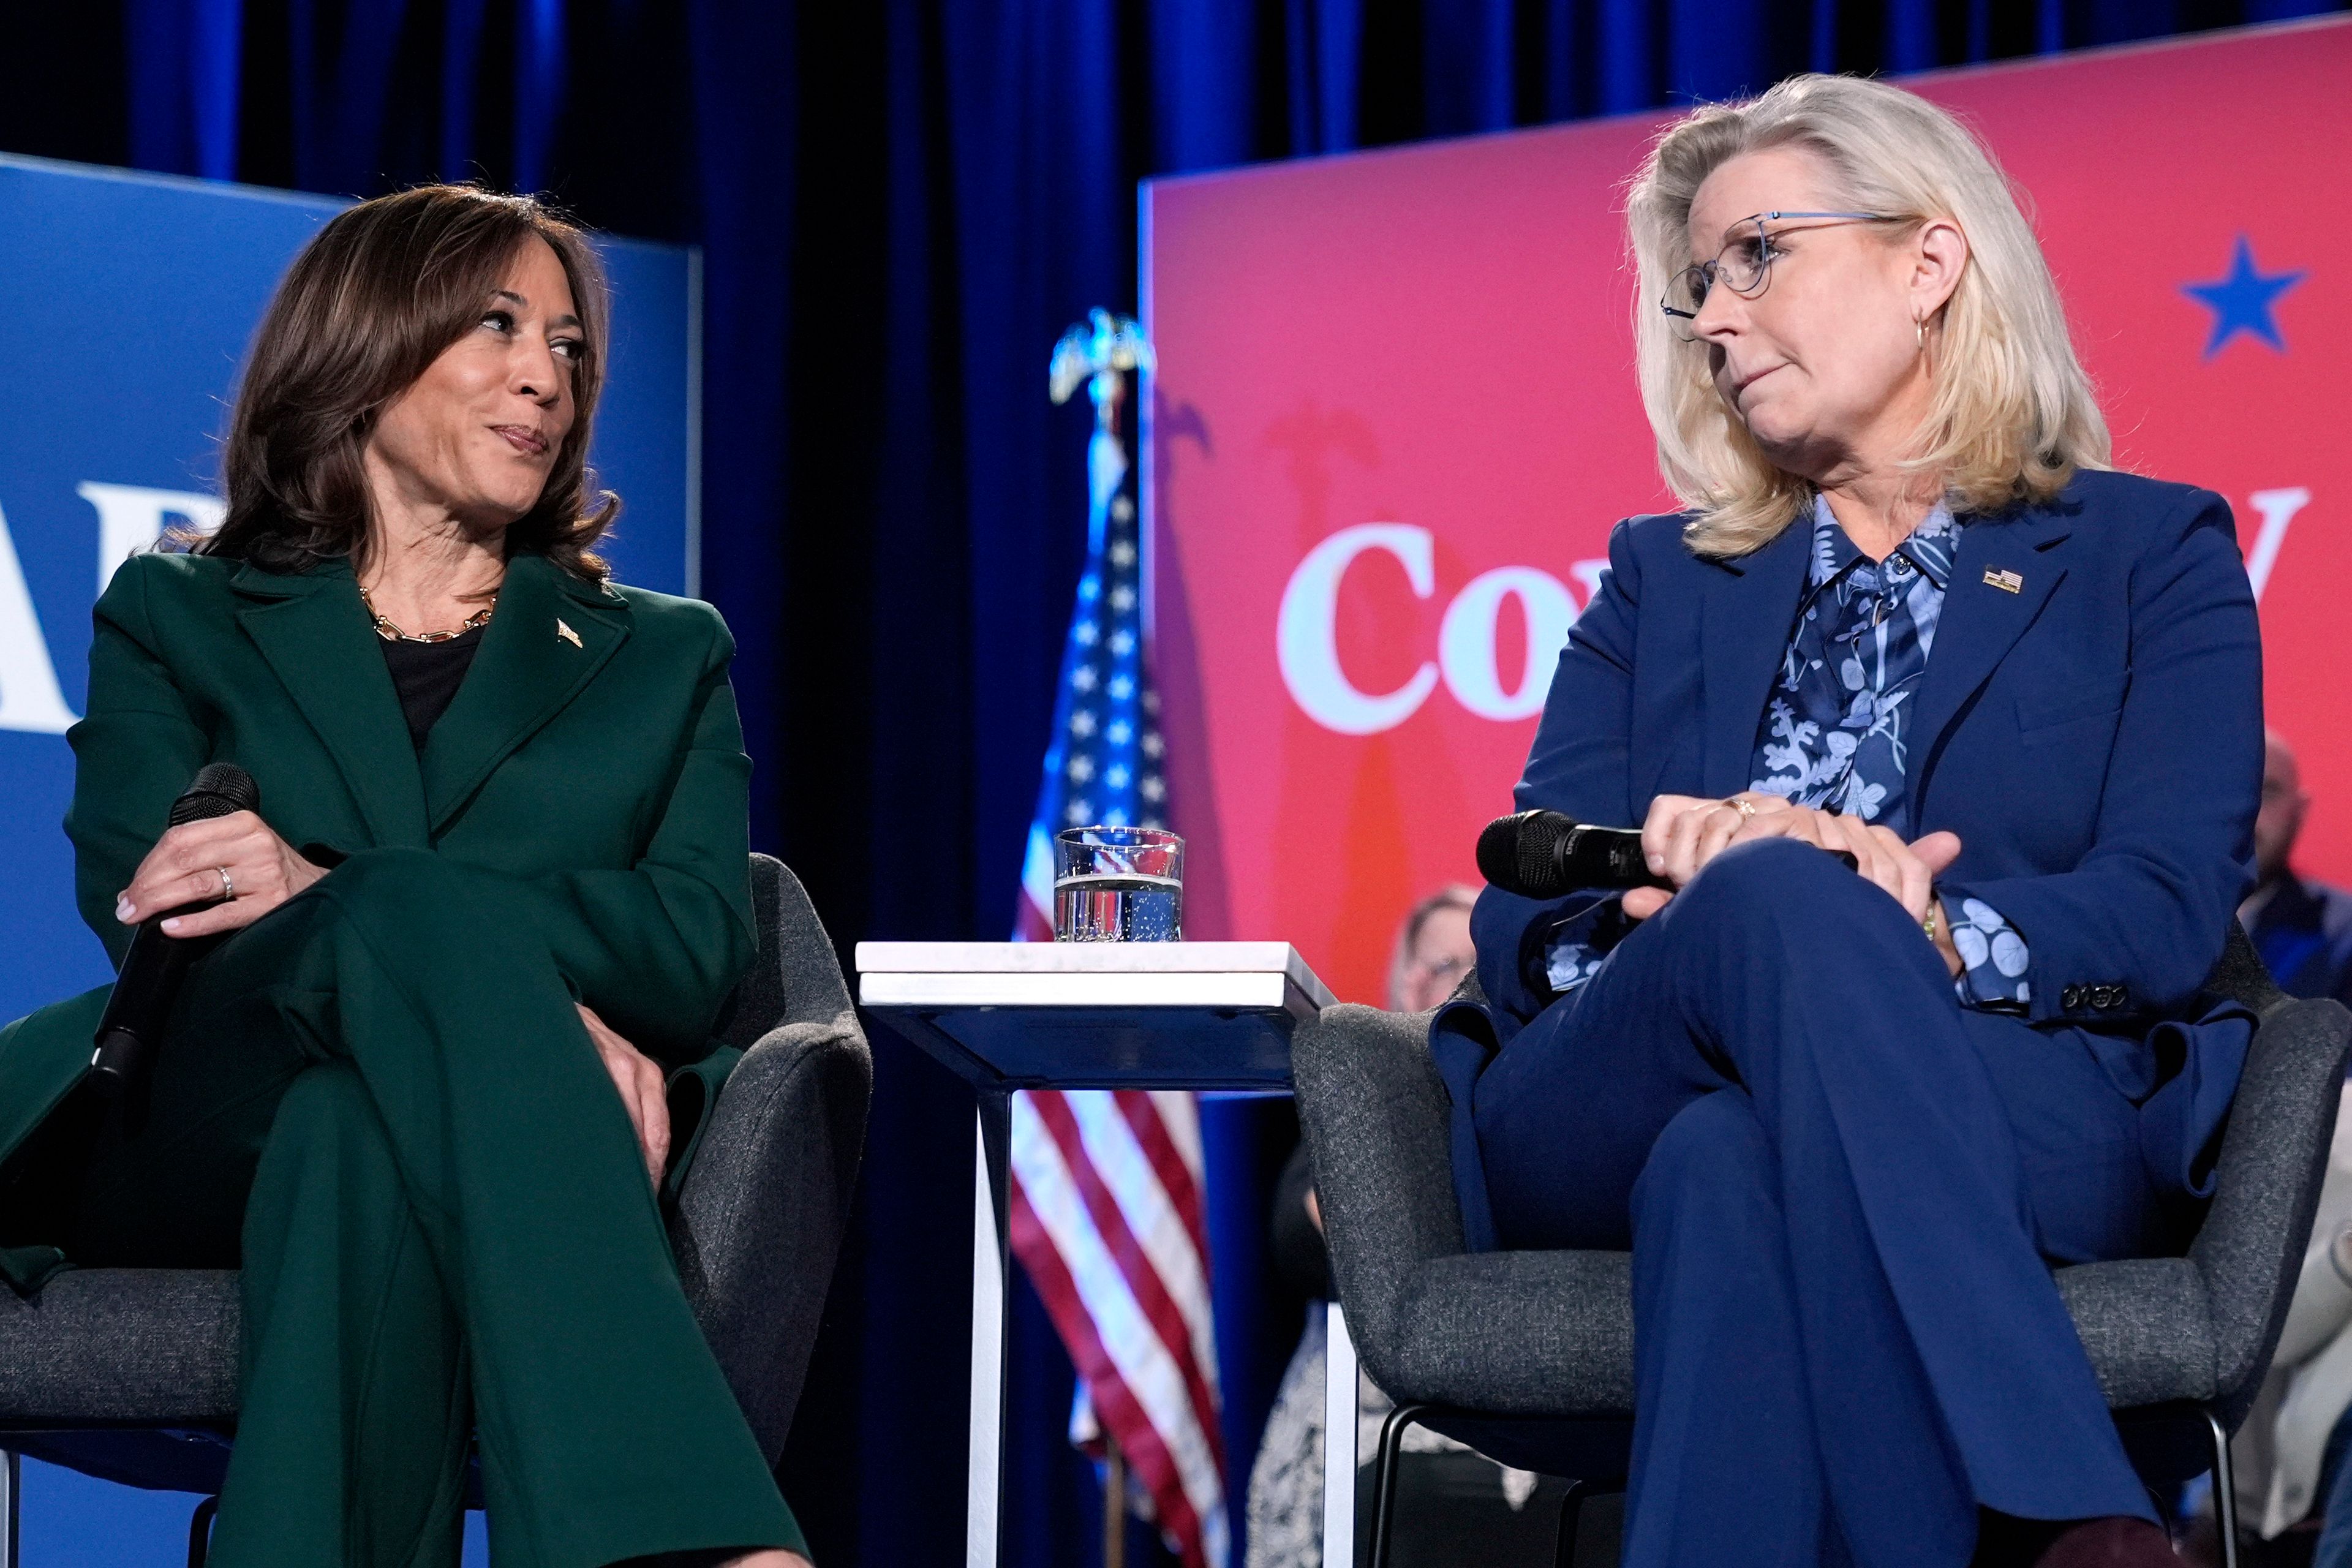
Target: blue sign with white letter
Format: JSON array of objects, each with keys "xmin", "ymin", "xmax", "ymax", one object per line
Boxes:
[{"xmin": 0, "ymin": 154, "xmax": 698, "ymax": 1025}]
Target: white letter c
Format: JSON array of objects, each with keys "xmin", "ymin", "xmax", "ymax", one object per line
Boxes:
[{"xmin": 1276, "ymin": 522, "xmax": 1438, "ymax": 736}]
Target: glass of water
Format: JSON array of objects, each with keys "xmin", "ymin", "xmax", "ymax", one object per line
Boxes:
[{"xmin": 1053, "ymin": 826, "xmax": 1184, "ymax": 942}]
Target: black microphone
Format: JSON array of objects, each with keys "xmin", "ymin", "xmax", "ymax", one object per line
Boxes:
[
  {"xmin": 1477, "ymin": 810, "xmax": 1671, "ymax": 898},
  {"xmin": 1476, "ymin": 807, "xmax": 1859, "ymax": 900},
  {"xmin": 89, "ymin": 763, "xmax": 260, "ymax": 1099}
]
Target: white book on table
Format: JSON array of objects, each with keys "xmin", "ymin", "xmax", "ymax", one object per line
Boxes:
[{"xmin": 855, "ymin": 940, "xmax": 1335, "ymax": 1016}]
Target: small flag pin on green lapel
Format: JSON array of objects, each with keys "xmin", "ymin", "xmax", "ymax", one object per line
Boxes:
[{"xmin": 556, "ymin": 617, "xmax": 582, "ymax": 647}]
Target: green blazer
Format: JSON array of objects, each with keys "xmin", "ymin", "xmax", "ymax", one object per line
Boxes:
[{"xmin": 0, "ymin": 548, "xmax": 756, "ymax": 1271}]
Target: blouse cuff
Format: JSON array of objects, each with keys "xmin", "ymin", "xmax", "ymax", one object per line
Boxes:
[
  {"xmin": 1945, "ymin": 893, "xmax": 2031, "ymax": 1012},
  {"xmin": 1540, "ymin": 894, "xmax": 1636, "ymax": 998}
]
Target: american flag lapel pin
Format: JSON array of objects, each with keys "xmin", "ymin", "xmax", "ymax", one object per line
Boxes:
[
  {"xmin": 556, "ymin": 617, "xmax": 582, "ymax": 647},
  {"xmin": 1983, "ymin": 568, "xmax": 2024, "ymax": 594}
]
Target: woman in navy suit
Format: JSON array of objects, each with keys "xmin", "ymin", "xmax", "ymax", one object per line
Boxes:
[{"xmin": 1432, "ymin": 75, "xmax": 2261, "ymax": 1567}]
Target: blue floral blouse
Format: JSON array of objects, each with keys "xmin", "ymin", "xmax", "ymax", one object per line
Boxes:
[{"xmin": 1543, "ymin": 495, "xmax": 2032, "ymax": 1010}]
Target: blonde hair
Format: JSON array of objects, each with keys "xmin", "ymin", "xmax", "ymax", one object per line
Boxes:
[{"xmin": 1625, "ymin": 74, "xmax": 2110, "ymax": 558}]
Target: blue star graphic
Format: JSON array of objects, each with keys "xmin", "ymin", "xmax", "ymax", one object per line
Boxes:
[{"xmin": 2182, "ymin": 235, "xmax": 2305, "ymax": 358}]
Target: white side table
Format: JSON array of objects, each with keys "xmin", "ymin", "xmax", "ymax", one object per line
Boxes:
[{"xmin": 856, "ymin": 941, "xmax": 1349, "ymax": 1568}]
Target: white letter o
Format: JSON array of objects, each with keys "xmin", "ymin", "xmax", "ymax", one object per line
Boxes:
[{"xmin": 1438, "ymin": 566, "xmax": 1576, "ymax": 720}]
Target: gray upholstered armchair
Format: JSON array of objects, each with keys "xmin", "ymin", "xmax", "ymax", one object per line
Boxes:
[
  {"xmin": 1291, "ymin": 924, "xmax": 2352, "ymax": 1568},
  {"xmin": 0, "ymin": 852, "xmax": 870, "ymax": 1567}
]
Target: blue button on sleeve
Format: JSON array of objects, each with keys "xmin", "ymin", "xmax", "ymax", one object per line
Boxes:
[{"xmin": 1947, "ymin": 894, "xmax": 2031, "ymax": 1010}]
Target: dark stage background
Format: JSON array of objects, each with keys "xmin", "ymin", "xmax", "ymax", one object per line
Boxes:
[{"xmin": 1, "ymin": 2, "xmax": 2339, "ymax": 1563}]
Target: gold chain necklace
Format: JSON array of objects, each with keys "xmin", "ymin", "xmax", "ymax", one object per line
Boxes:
[{"xmin": 358, "ymin": 585, "xmax": 496, "ymax": 644}]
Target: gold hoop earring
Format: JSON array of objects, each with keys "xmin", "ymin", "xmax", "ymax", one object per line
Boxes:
[{"xmin": 1915, "ymin": 317, "xmax": 1926, "ymax": 353}]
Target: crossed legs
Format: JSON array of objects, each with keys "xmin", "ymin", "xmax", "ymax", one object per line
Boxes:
[
  {"xmin": 1476, "ymin": 839, "xmax": 2157, "ymax": 1566},
  {"xmin": 74, "ymin": 850, "xmax": 801, "ymax": 1568}
]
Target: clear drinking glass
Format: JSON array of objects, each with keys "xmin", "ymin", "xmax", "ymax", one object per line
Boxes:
[{"xmin": 1052, "ymin": 826, "xmax": 1184, "ymax": 942}]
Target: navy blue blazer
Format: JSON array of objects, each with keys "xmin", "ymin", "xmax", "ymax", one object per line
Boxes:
[{"xmin": 1439, "ymin": 469, "xmax": 2264, "ymax": 1248}]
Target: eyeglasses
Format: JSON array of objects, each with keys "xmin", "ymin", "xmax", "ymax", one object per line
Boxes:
[
  {"xmin": 1408, "ymin": 951, "xmax": 1472, "ymax": 984},
  {"xmin": 1660, "ymin": 211, "xmax": 1900, "ymax": 341}
]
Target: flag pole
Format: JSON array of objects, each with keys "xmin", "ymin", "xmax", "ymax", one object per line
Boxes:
[
  {"xmin": 1024, "ymin": 308, "xmax": 1226, "ymax": 1567},
  {"xmin": 1104, "ymin": 1433, "xmax": 1128, "ymax": 1568}
]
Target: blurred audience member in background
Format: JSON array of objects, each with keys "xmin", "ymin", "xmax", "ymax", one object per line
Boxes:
[
  {"xmin": 1387, "ymin": 885, "xmax": 1478, "ymax": 1014},
  {"xmin": 2215, "ymin": 1082, "xmax": 2352, "ymax": 1568},
  {"xmin": 2242, "ymin": 731, "xmax": 2352, "ymax": 1009},
  {"xmin": 2203, "ymin": 732, "xmax": 2352, "ymax": 1567},
  {"xmin": 1247, "ymin": 887, "xmax": 1571, "ymax": 1568}
]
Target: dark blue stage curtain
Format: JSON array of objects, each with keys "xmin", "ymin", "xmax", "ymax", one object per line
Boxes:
[{"xmin": 0, "ymin": 1, "xmax": 2339, "ymax": 1563}]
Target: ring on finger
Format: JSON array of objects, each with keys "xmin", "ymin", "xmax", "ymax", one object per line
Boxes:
[
  {"xmin": 1724, "ymin": 795, "xmax": 1758, "ymax": 821},
  {"xmin": 216, "ymin": 866, "xmax": 235, "ymax": 902}
]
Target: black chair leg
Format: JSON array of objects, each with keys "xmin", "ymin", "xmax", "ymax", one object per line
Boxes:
[
  {"xmin": 2205, "ymin": 1406, "xmax": 2239, "ymax": 1568},
  {"xmin": 1553, "ymin": 1479, "xmax": 1589, "ymax": 1568},
  {"xmin": 186, "ymin": 1494, "xmax": 217, "ymax": 1568},
  {"xmin": 1365, "ymin": 1403, "xmax": 1427, "ymax": 1568}
]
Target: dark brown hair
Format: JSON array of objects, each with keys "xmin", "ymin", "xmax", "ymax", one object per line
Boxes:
[{"xmin": 200, "ymin": 184, "xmax": 616, "ymax": 581}]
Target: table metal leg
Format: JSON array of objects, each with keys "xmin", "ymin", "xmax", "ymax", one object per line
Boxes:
[
  {"xmin": 1, "ymin": 1450, "xmax": 18, "ymax": 1568},
  {"xmin": 1324, "ymin": 1301, "xmax": 1359, "ymax": 1565},
  {"xmin": 968, "ymin": 1095, "xmax": 1013, "ymax": 1568}
]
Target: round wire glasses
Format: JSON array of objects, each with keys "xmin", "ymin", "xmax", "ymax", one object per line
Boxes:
[{"xmin": 1660, "ymin": 211, "xmax": 1899, "ymax": 341}]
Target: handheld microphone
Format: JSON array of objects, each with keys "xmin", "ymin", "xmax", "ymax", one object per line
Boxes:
[
  {"xmin": 1477, "ymin": 810, "xmax": 1671, "ymax": 899},
  {"xmin": 1476, "ymin": 807, "xmax": 1859, "ymax": 900},
  {"xmin": 89, "ymin": 763, "xmax": 260, "ymax": 1099}
]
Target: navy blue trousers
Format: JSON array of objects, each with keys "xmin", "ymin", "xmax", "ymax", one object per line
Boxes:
[{"xmin": 1474, "ymin": 839, "xmax": 2161, "ymax": 1566}]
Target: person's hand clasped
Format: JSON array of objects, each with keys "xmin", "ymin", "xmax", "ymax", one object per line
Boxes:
[
  {"xmin": 113, "ymin": 809, "xmax": 330, "ymax": 940},
  {"xmin": 1626, "ymin": 793, "xmax": 1965, "ymax": 973},
  {"xmin": 578, "ymin": 1002, "xmax": 671, "ymax": 1188}
]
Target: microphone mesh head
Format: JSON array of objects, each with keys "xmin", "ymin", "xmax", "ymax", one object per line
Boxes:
[
  {"xmin": 1476, "ymin": 810, "xmax": 1575, "ymax": 895},
  {"xmin": 1475, "ymin": 812, "xmax": 1524, "ymax": 888},
  {"xmin": 1517, "ymin": 812, "xmax": 1572, "ymax": 892},
  {"xmin": 171, "ymin": 763, "xmax": 260, "ymax": 826}
]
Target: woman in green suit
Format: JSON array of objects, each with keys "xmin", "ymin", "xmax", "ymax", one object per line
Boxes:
[{"xmin": 0, "ymin": 186, "xmax": 811, "ymax": 1567}]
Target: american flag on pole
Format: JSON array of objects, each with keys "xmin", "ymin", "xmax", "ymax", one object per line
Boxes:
[{"xmin": 1009, "ymin": 311, "xmax": 1227, "ymax": 1568}]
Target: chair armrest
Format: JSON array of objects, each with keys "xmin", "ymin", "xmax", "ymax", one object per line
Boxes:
[
  {"xmin": 1289, "ymin": 1003, "xmax": 1466, "ymax": 1362},
  {"xmin": 669, "ymin": 1010, "xmax": 873, "ymax": 1464},
  {"xmin": 2190, "ymin": 997, "xmax": 2352, "ymax": 1428},
  {"xmin": 715, "ymin": 855, "xmax": 855, "ymax": 1048}
]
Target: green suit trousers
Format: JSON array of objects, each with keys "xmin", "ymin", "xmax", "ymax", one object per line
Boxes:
[{"xmin": 67, "ymin": 848, "xmax": 805, "ymax": 1568}]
